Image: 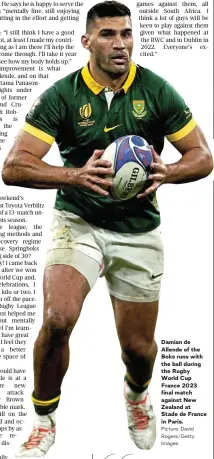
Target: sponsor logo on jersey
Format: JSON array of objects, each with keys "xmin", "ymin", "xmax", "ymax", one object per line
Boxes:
[
  {"xmin": 29, "ymin": 97, "xmax": 41, "ymax": 116},
  {"xmin": 132, "ymin": 100, "xmax": 147, "ymax": 118},
  {"xmin": 78, "ymin": 103, "xmax": 95, "ymax": 126},
  {"xmin": 184, "ymin": 108, "xmax": 191, "ymax": 119},
  {"xmin": 104, "ymin": 124, "xmax": 122, "ymax": 132}
]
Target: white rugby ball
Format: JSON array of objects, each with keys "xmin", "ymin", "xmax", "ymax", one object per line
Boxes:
[{"xmin": 102, "ymin": 135, "xmax": 152, "ymax": 200}]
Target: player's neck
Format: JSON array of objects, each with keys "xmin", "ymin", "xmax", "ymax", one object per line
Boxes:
[{"xmin": 88, "ymin": 61, "xmax": 129, "ymax": 92}]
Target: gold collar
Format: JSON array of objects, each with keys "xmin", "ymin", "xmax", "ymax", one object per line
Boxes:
[{"xmin": 81, "ymin": 62, "xmax": 137, "ymax": 95}]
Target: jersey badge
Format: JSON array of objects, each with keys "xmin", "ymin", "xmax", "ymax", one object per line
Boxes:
[
  {"xmin": 132, "ymin": 100, "xmax": 147, "ymax": 119},
  {"xmin": 78, "ymin": 103, "xmax": 95, "ymax": 127}
]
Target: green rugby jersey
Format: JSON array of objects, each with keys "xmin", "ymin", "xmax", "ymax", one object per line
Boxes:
[{"xmin": 24, "ymin": 62, "xmax": 196, "ymax": 233}]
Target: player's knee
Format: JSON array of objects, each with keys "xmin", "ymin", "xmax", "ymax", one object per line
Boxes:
[
  {"xmin": 42, "ymin": 306, "xmax": 78, "ymax": 339},
  {"xmin": 122, "ymin": 339, "xmax": 157, "ymax": 364},
  {"xmin": 40, "ymin": 318, "xmax": 71, "ymax": 348}
]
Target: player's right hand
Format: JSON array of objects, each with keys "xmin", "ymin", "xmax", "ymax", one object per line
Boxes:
[{"xmin": 72, "ymin": 149, "xmax": 114, "ymax": 195}]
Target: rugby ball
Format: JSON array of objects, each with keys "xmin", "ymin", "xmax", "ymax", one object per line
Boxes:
[{"xmin": 102, "ymin": 135, "xmax": 152, "ymax": 200}]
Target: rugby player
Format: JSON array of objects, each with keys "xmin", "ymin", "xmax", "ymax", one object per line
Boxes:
[{"xmin": 2, "ymin": 1, "xmax": 213, "ymax": 456}]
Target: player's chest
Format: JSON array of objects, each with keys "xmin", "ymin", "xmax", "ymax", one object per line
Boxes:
[{"xmin": 63, "ymin": 89, "xmax": 163, "ymax": 148}]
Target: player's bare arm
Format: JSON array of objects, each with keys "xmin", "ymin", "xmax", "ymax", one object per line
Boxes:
[
  {"xmin": 2, "ymin": 131, "xmax": 113, "ymax": 195},
  {"xmin": 137, "ymin": 125, "xmax": 213, "ymax": 198},
  {"xmin": 166, "ymin": 125, "xmax": 213, "ymax": 183}
]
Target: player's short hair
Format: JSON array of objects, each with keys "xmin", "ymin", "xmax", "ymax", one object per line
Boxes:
[{"xmin": 86, "ymin": 1, "xmax": 131, "ymax": 32}]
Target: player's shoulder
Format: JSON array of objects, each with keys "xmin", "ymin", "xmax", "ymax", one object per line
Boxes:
[
  {"xmin": 135, "ymin": 64, "xmax": 167, "ymax": 93},
  {"xmin": 31, "ymin": 66, "xmax": 84, "ymax": 111},
  {"xmin": 37, "ymin": 67, "xmax": 84, "ymax": 108},
  {"xmin": 52, "ymin": 67, "xmax": 83, "ymax": 95}
]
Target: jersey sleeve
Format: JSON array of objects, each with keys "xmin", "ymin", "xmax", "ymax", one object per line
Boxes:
[
  {"xmin": 23, "ymin": 85, "xmax": 61, "ymax": 145},
  {"xmin": 159, "ymin": 81, "xmax": 197, "ymax": 142}
]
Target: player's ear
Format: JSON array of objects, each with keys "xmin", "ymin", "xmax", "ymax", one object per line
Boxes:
[{"xmin": 81, "ymin": 34, "xmax": 91, "ymax": 51}]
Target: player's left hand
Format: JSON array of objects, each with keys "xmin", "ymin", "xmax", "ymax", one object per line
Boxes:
[{"xmin": 137, "ymin": 146, "xmax": 168, "ymax": 199}]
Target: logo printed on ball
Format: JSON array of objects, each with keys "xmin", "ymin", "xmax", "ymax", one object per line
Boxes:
[
  {"xmin": 121, "ymin": 167, "xmax": 140, "ymax": 199},
  {"xmin": 101, "ymin": 135, "xmax": 152, "ymax": 201}
]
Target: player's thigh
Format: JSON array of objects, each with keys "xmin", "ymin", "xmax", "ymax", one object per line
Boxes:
[
  {"xmin": 105, "ymin": 226, "xmax": 164, "ymax": 304},
  {"xmin": 43, "ymin": 265, "xmax": 90, "ymax": 329},
  {"xmin": 111, "ymin": 295, "xmax": 159, "ymax": 349},
  {"xmin": 46, "ymin": 209, "xmax": 103, "ymax": 290}
]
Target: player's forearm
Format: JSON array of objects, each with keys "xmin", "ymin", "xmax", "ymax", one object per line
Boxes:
[
  {"xmin": 164, "ymin": 148, "xmax": 213, "ymax": 184},
  {"xmin": 2, "ymin": 151, "xmax": 78, "ymax": 189}
]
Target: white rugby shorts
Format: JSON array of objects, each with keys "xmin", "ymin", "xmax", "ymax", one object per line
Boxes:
[{"xmin": 45, "ymin": 209, "xmax": 164, "ymax": 302}]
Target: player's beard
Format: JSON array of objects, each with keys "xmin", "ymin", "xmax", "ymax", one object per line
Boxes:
[{"xmin": 96, "ymin": 54, "xmax": 131, "ymax": 79}]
